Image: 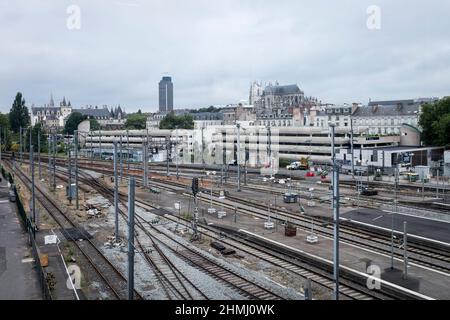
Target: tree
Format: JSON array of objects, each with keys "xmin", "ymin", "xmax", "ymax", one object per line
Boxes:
[
  {"xmin": 89, "ymin": 118, "xmax": 100, "ymax": 131},
  {"xmin": 190, "ymin": 106, "xmax": 222, "ymax": 113},
  {"xmin": 125, "ymin": 113, "xmax": 147, "ymax": 129},
  {"xmin": 64, "ymin": 112, "xmax": 86, "ymax": 134},
  {"xmin": 433, "ymin": 113, "xmax": 450, "ymax": 146},
  {"xmin": 159, "ymin": 112, "xmax": 194, "ymax": 129},
  {"xmin": 9, "ymin": 92, "xmax": 30, "ymax": 133},
  {"xmin": 419, "ymin": 97, "xmax": 450, "ymax": 146},
  {"xmin": 24, "ymin": 123, "xmax": 47, "ymax": 152},
  {"xmin": 0, "ymin": 112, "xmax": 12, "ymax": 150}
]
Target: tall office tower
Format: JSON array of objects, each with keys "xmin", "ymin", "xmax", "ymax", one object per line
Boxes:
[{"xmin": 159, "ymin": 76, "xmax": 174, "ymax": 113}]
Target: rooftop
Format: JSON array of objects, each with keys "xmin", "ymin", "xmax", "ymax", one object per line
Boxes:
[
  {"xmin": 263, "ymin": 84, "xmax": 302, "ymax": 96},
  {"xmin": 353, "ymin": 104, "xmax": 421, "ymax": 117},
  {"xmin": 72, "ymin": 107, "xmax": 111, "ymax": 118}
]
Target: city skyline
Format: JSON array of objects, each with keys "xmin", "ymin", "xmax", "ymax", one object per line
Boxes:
[{"xmin": 1, "ymin": 0, "xmax": 450, "ymax": 113}]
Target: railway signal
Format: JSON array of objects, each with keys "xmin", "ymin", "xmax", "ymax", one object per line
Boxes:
[
  {"xmin": 192, "ymin": 177, "xmax": 199, "ymax": 196},
  {"xmin": 191, "ymin": 177, "xmax": 200, "ymax": 240}
]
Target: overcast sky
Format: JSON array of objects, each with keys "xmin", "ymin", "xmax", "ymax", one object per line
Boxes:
[{"xmin": 1, "ymin": 0, "xmax": 449, "ymax": 113}]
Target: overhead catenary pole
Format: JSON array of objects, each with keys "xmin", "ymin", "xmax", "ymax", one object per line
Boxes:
[
  {"xmin": 127, "ymin": 129, "xmax": 130, "ymax": 172},
  {"xmin": 350, "ymin": 119, "xmax": 355, "ymax": 177},
  {"xmin": 38, "ymin": 129, "xmax": 41, "ymax": 180},
  {"xmin": 28, "ymin": 127, "xmax": 32, "ymax": 175},
  {"xmin": 52, "ymin": 134, "xmax": 56, "ymax": 190},
  {"xmin": 176, "ymin": 126, "xmax": 179, "ymax": 180},
  {"xmin": 0, "ymin": 126, "xmax": 2, "ymax": 165},
  {"xmin": 436, "ymin": 169, "xmax": 439, "ymax": 199},
  {"xmin": 68, "ymin": 138, "xmax": 72, "ymax": 205},
  {"xmin": 90, "ymin": 130, "xmax": 93, "ymax": 164},
  {"xmin": 403, "ymin": 221, "xmax": 408, "ymax": 279},
  {"xmin": 146, "ymin": 128, "xmax": 149, "ymax": 183},
  {"xmin": 20, "ymin": 126, "xmax": 23, "ymax": 164},
  {"xmin": 391, "ymin": 159, "xmax": 398, "ymax": 270},
  {"xmin": 142, "ymin": 139, "xmax": 148, "ymax": 187},
  {"xmin": 268, "ymin": 125, "xmax": 273, "ymax": 177},
  {"xmin": 48, "ymin": 135, "xmax": 51, "ymax": 185},
  {"xmin": 120, "ymin": 134, "xmax": 123, "ymax": 183},
  {"xmin": 74, "ymin": 130, "xmax": 79, "ymax": 210},
  {"xmin": 304, "ymin": 278, "xmax": 312, "ymax": 300},
  {"xmin": 237, "ymin": 123, "xmax": 241, "ymax": 192},
  {"xmin": 114, "ymin": 141, "xmax": 119, "ymax": 243},
  {"xmin": 127, "ymin": 177, "xmax": 136, "ymax": 300},
  {"xmin": 201, "ymin": 124, "xmax": 205, "ymax": 170},
  {"xmin": 99, "ymin": 128, "xmax": 102, "ymax": 160},
  {"xmin": 166, "ymin": 137, "xmax": 170, "ymax": 176},
  {"xmin": 31, "ymin": 144, "xmax": 36, "ymax": 227},
  {"xmin": 330, "ymin": 123, "xmax": 340, "ymax": 300}
]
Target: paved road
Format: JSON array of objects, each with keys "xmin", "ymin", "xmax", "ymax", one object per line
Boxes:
[
  {"xmin": 0, "ymin": 180, "xmax": 42, "ymax": 300},
  {"xmin": 342, "ymin": 208, "xmax": 450, "ymax": 243}
]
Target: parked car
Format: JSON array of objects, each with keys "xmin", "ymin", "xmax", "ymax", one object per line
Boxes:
[
  {"xmin": 286, "ymin": 161, "xmax": 301, "ymax": 170},
  {"xmin": 228, "ymin": 159, "xmax": 237, "ymax": 166}
]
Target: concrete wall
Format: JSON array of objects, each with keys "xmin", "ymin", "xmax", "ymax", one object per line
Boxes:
[{"xmin": 400, "ymin": 125, "xmax": 421, "ymax": 146}]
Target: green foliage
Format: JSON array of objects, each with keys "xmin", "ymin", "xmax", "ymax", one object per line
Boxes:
[
  {"xmin": 89, "ymin": 118, "xmax": 100, "ymax": 131},
  {"xmin": 159, "ymin": 112, "xmax": 194, "ymax": 130},
  {"xmin": 64, "ymin": 112, "xmax": 86, "ymax": 134},
  {"xmin": 190, "ymin": 106, "xmax": 222, "ymax": 113},
  {"xmin": 432, "ymin": 113, "xmax": 450, "ymax": 146},
  {"xmin": 9, "ymin": 92, "xmax": 30, "ymax": 133},
  {"xmin": 24, "ymin": 123, "xmax": 47, "ymax": 152},
  {"xmin": 0, "ymin": 113, "xmax": 12, "ymax": 150},
  {"xmin": 125, "ymin": 113, "xmax": 147, "ymax": 129},
  {"xmin": 419, "ymin": 97, "xmax": 450, "ymax": 146},
  {"xmin": 279, "ymin": 158, "xmax": 291, "ymax": 168},
  {"xmin": 0, "ymin": 113, "xmax": 9, "ymax": 128}
]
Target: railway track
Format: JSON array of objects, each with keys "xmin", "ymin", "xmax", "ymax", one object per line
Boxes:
[
  {"xmin": 41, "ymin": 158, "xmax": 449, "ymax": 274},
  {"xmin": 27, "ymin": 157, "xmax": 450, "ymax": 273},
  {"xmin": 78, "ymin": 171, "xmax": 285, "ymax": 300},
  {"xmin": 128, "ymin": 190, "xmax": 434, "ymax": 300},
  {"xmin": 200, "ymin": 191, "xmax": 450, "ymax": 273},
  {"xmin": 6, "ymin": 161, "xmax": 144, "ymax": 300},
  {"xmin": 76, "ymin": 170, "xmax": 210, "ymax": 300},
  {"xmin": 72, "ymin": 169, "xmax": 427, "ymax": 300},
  {"xmin": 12, "ymin": 159, "xmax": 448, "ymax": 299},
  {"xmin": 140, "ymin": 177, "xmax": 450, "ymax": 274}
]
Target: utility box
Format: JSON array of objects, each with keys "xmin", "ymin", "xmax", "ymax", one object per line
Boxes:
[
  {"xmin": 285, "ymin": 225, "xmax": 297, "ymax": 237},
  {"xmin": 66, "ymin": 183, "xmax": 76, "ymax": 198}
]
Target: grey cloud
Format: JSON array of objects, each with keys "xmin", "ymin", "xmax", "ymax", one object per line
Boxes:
[{"xmin": 1, "ymin": 0, "xmax": 449, "ymax": 112}]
